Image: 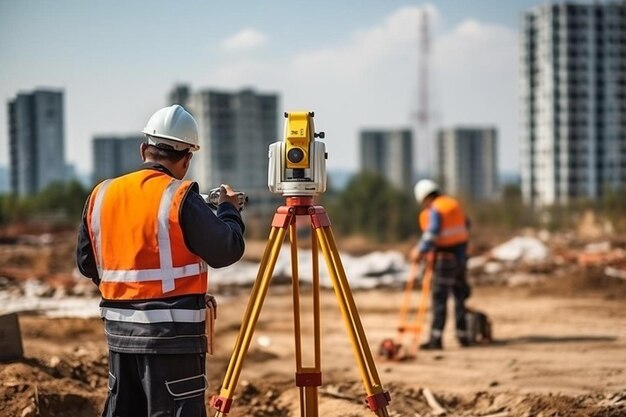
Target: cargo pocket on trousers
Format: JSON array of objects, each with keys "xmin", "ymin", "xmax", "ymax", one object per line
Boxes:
[
  {"xmin": 107, "ymin": 372, "xmax": 117, "ymax": 392},
  {"xmin": 165, "ymin": 374, "xmax": 207, "ymax": 400},
  {"xmin": 435, "ymin": 253, "xmax": 458, "ymax": 286},
  {"xmin": 166, "ymin": 374, "xmax": 207, "ymax": 417}
]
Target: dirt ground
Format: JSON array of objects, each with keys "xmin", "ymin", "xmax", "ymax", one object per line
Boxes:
[{"xmin": 1, "ymin": 279, "xmax": 625, "ymax": 417}]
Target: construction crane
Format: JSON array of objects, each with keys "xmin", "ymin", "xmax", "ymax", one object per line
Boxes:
[{"xmin": 415, "ymin": 8, "xmax": 431, "ymax": 177}]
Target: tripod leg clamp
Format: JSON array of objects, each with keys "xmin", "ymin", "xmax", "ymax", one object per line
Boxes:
[
  {"xmin": 364, "ymin": 391, "xmax": 391, "ymax": 411},
  {"xmin": 295, "ymin": 371, "xmax": 322, "ymax": 387},
  {"xmin": 308, "ymin": 207, "xmax": 331, "ymax": 229},
  {"xmin": 211, "ymin": 395, "xmax": 233, "ymax": 414}
]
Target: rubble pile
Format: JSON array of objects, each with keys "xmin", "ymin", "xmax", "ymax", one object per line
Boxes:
[
  {"xmin": 0, "ymin": 353, "xmax": 108, "ymax": 417},
  {"xmin": 233, "ymin": 380, "xmax": 292, "ymax": 417},
  {"xmin": 0, "ymin": 222, "xmax": 623, "ymax": 417},
  {"xmin": 2, "ymin": 228, "xmax": 626, "ymax": 317},
  {"xmin": 229, "ymin": 378, "xmax": 626, "ymax": 417},
  {"xmin": 469, "ymin": 231, "xmax": 626, "ymax": 291}
]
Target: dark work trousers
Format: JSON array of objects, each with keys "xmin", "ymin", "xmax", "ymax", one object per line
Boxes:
[
  {"xmin": 429, "ymin": 251, "xmax": 471, "ymax": 341},
  {"xmin": 103, "ymin": 351, "xmax": 207, "ymax": 417}
]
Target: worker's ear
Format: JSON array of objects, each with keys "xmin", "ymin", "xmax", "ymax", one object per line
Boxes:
[
  {"xmin": 139, "ymin": 143, "xmax": 148, "ymax": 162},
  {"xmin": 183, "ymin": 152, "xmax": 192, "ymax": 170}
]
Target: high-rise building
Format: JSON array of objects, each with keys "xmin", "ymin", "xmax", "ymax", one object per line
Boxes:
[
  {"xmin": 436, "ymin": 127, "xmax": 498, "ymax": 201},
  {"xmin": 0, "ymin": 166, "xmax": 9, "ymax": 194},
  {"xmin": 188, "ymin": 88, "xmax": 279, "ymax": 212},
  {"xmin": 92, "ymin": 136, "xmax": 143, "ymax": 183},
  {"xmin": 521, "ymin": 2, "xmax": 626, "ymax": 206},
  {"xmin": 360, "ymin": 129, "xmax": 413, "ymax": 191},
  {"xmin": 8, "ymin": 89, "xmax": 65, "ymax": 196},
  {"xmin": 168, "ymin": 85, "xmax": 190, "ymax": 109}
]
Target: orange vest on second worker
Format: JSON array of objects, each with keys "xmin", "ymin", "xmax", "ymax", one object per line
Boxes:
[
  {"xmin": 86, "ymin": 169, "xmax": 208, "ymax": 300},
  {"xmin": 419, "ymin": 195, "xmax": 468, "ymax": 248}
]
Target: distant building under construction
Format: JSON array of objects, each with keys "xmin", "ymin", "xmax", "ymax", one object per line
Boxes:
[
  {"xmin": 521, "ymin": 2, "xmax": 626, "ymax": 206},
  {"xmin": 168, "ymin": 85, "xmax": 280, "ymax": 214},
  {"xmin": 92, "ymin": 135, "xmax": 144, "ymax": 184},
  {"xmin": 8, "ymin": 89, "xmax": 66, "ymax": 196},
  {"xmin": 436, "ymin": 127, "xmax": 498, "ymax": 201},
  {"xmin": 359, "ymin": 129, "xmax": 414, "ymax": 192}
]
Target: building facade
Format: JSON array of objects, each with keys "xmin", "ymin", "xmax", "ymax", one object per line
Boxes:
[
  {"xmin": 168, "ymin": 84, "xmax": 190, "ymax": 109},
  {"xmin": 436, "ymin": 127, "xmax": 498, "ymax": 201},
  {"xmin": 8, "ymin": 89, "xmax": 65, "ymax": 196},
  {"xmin": 521, "ymin": 2, "xmax": 626, "ymax": 205},
  {"xmin": 187, "ymin": 88, "xmax": 279, "ymax": 213},
  {"xmin": 360, "ymin": 129, "xmax": 413, "ymax": 192},
  {"xmin": 92, "ymin": 136, "xmax": 144, "ymax": 183},
  {"xmin": 0, "ymin": 166, "xmax": 9, "ymax": 194}
]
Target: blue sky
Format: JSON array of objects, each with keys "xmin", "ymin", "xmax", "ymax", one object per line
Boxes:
[{"xmin": 1, "ymin": 0, "xmax": 548, "ymax": 177}]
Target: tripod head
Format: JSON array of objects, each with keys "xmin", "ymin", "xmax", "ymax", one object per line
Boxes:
[{"xmin": 268, "ymin": 111, "xmax": 327, "ymax": 197}]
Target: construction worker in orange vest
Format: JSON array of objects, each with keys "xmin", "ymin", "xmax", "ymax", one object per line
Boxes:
[
  {"xmin": 410, "ymin": 179, "xmax": 471, "ymax": 350},
  {"xmin": 76, "ymin": 105, "xmax": 245, "ymax": 417}
]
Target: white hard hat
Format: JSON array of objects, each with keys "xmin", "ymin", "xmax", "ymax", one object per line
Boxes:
[
  {"xmin": 142, "ymin": 105, "xmax": 200, "ymax": 151},
  {"xmin": 414, "ymin": 179, "xmax": 439, "ymax": 204}
]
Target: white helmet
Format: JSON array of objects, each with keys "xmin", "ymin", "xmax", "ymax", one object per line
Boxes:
[
  {"xmin": 142, "ymin": 105, "xmax": 200, "ymax": 151},
  {"xmin": 414, "ymin": 179, "xmax": 439, "ymax": 204}
]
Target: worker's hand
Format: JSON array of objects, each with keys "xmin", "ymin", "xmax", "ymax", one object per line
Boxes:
[
  {"xmin": 217, "ymin": 184, "xmax": 240, "ymax": 209},
  {"xmin": 205, "ymin": 293, "xmax": 217, "ymax": 319},
  {"xmin": 409, "ymin": 246, "xmax": 421, "ymax": 264}
]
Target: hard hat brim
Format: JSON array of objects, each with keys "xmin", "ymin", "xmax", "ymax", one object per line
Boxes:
[{"xmin": 142, "ymin": 131, "xmax": 200, "ymax": 151}]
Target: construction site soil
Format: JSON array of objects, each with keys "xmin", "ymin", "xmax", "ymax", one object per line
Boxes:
[{"xmin": 1, "ymin": 230, "xmax": 625, "ymax": 416}]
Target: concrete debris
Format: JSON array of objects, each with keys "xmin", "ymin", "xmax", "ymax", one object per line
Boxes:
[
  {"xmin": 0, "ymin": 313, "xmax": 24, "ymax": 362},
  {"xmin": 506, "ymin": 273, "xmax": 546, "ymax": 287},
  {"xmin": 577, "ymin": 248, "xmax": 626, "ymax": 267},
  {"xmin": 483, "ymin": 262, "xmax": 503, "ymax": 275},
  {"xmin": 256, "ymin": 335, "xmax": 272, "ymax": 348},
  {"xmin": 491, "ymin": 237, "xmax": 549, "ymax": 263},
  {"xmin": 584, "ymin": 241, "xmax": 611, "ymax": 253},
  {"xmin": 211, "ymin": 248, "xmax": 409, "ymax": 290},
  {"xmin": 2, "ymin": 228, "xmax": 626, "ymax": 317},
  {"xmin": 467, "ymin": 256, "xmax": 487, "ymax": 270},
  {"xmin": 423, "ymin": 388, "xmax": 447, "ymax": 416},
  {"xmin": 20, "ymin": 405, "xmax": 36, "ymax": 417},
  {"xmin": 605, "ymin": 266, "xmax": 626, "ymax": 281},
  {"xmin": 17, "ymin": 233, "xmax": 54, "ymax": 246},
  {"xmin": 319, "ymin": 385, "xmax": 359, "ymax": 402}
]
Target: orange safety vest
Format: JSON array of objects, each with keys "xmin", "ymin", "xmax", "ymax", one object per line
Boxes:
[
  {"xmin": 86, "ymin": 169, "xmax": 208, "ymax": 301},
  {"xmin": 419, "ymin": 195, "xmax": 468, "ymax": 248}
]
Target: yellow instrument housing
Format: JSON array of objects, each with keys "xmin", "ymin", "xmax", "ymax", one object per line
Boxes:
[{"xmin": 285, "ymin": 111, "xmax": 312, "ymax": 169}]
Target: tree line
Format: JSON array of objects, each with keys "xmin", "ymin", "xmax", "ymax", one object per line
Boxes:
[{"xmin": 1, "ymin": 175, "xmax": 625, "ymax": 239}]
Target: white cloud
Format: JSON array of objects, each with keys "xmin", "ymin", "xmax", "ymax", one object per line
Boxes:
[
  {"xmin": 432, "ymin": 18, "xmax": 518, "ymax": 168},
  {"xmin": 220, "ymin": 28, "xmax": 269, "ymax": 51},
  {"xmin": 202, "ymin": 5, "xmax": 518, "ymax": 173}
]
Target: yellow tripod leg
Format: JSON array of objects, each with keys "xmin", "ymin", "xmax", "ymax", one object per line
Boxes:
[
  {"xmin": 396, "ymin": 262, "xmax": 420, "ymax": 348},
  {"xmin": 410, "ymin": 262, "xmax": 433, "ymax": 356},
  {"xmin": 290, "ymin": 225, "xmax": 322, "ymax": 417},
  {"xmin": 312, "ymin": 219, "xmax": 390, "ymax": 416},
  {"xmin": 213, "ymin": 215, "xmax": 291, "ymax": 416},
  {"xmin": 291, "ymin": 222, "xmax": 322, "ymax": 417}
]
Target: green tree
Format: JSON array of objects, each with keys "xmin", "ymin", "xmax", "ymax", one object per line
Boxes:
[
  {"xmin": 0, "ymin": 193, "xmax": 35, "ymax": 224},
  {"xmin": 462, "ymin": 184, "xmax": 536, "ymax": 231},
  {"xmin": 35, "ymin": 180, "xmax": 89, "ymax": 221},
  {"xmin": 0, "ymin": 181, "xmax": 88, "ymax": 226},
  {"xmin": 328, "ymin": 172, "xmax": 418, "ymax": 242}
]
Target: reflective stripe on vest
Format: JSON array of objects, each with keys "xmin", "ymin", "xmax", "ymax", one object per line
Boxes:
[
  {"xmin": 157, "ymin": 179, "xmax": 187, "ymax": 293},
  {"xmin": 439, "ymin": 224, "xmax": 468, "ymax": 238},
  {"xmin": 89, "ymin": 173, "xmax": 207, "ymax": 299},
  {"xmin": 91, "ymin": 179, "xmax": 113, "ymax": 278},
  {"xmin": 100, "ymin": 263, "xmax": 207, "ymax": 283},
  {"xmin": 101, "ymin": 307, "xmax": 206, "ymax": 324}
]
